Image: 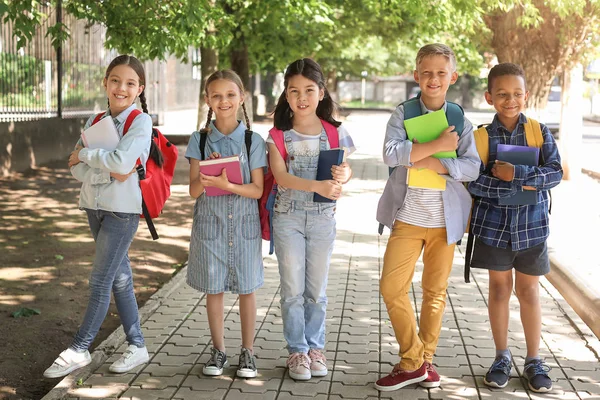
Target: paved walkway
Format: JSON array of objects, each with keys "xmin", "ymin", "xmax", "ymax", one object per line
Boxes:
[{"xmin": 43, "ymin": 111, "xmax": 600, "ymax": 400}]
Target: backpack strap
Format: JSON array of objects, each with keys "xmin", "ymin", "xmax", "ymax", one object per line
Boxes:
[
  {"xmin": 244, "ymin": 130, "xmax": 252, "ymax": 160},
  {"xmin": 446, "ymin": 102, "xmax": 465, "ymax": 135},
  {"xmin": 92, "ymin": 113, "xmax": 104, "ymax": 125},
  {"xmin": 199, "ymin": 131, "xmax": 208, "ymax": 161},
  {"xmin": 321, "ymin": 120, "xmax": 339, "ymax": 148},
  {"xmin": 473, "ymin": 126, "xmax": 490, "ymax": 167},
  {"xmin": 401, "ymin": 97, "xmax": 422, "ymax": 120},
  {"xmin": 268, "ymin": 127, "xmax": 288, "ymax": 161},
  {"xmin": 121, "ymin": 109, "xmax": 143, "ymax": 167},
  {"xmin": 523, "ymin": 117, "xmax": 544, "ymax": 149}
]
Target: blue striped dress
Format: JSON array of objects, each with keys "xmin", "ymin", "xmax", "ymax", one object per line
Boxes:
[{"xmin": 185, "ymin": 121, "xmax": 267, "ymax": 294}]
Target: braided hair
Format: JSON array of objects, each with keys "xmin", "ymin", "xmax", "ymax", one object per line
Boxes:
[
  {"xmin": 202, "ymin": 69, "xmax": 252, "ymax": 138},
  {"xmin": 105, "ymin": 55, "xmax": 163, "ymax": 167},
  {"xmin": 273, "ymin": 58, "xmax": 341, "ymax": 131}
]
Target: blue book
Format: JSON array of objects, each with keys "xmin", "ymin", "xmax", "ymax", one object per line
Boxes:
[
  {"xmin": 313, "ymin": 148, "xmax": 345, "ymax": 203},
  {"xmin": 496, "ymin": 144, "xmax": 539, "ymax": 206}
]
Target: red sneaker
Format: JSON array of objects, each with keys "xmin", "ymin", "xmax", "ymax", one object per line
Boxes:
[
  {"xmin": 419, "ymin": 361, "xmax": 441, "ymax": 388},
  {"xmin": 375, "ymin": 362, "xmax": 428, "ymax": 392}
]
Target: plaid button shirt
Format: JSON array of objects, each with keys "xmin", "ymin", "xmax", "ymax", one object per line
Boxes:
[{"xmin": 467, "ymin": 113, "xmax": 563, "ymax": 250}]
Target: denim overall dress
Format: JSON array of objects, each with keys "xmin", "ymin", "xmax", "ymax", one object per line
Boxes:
[
  {"xmin": 186, "ymin": 127, "xmax": 264, "ymax": 295},
  {"xmin": 272, "ymin": 128, "xmax": 337, "ymax": 353}
]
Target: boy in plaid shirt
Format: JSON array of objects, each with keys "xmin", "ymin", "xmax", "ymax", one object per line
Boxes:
[{"xmin": 467, "ymin": 63, "xmax": 562, "ymax": 393}]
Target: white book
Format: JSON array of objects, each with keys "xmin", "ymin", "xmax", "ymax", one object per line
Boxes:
[{"xmin": 80, "ymin": 116, "xmax": 120, "ymax": 150}]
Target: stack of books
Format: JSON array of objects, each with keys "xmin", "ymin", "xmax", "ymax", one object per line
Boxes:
[{"xmin": 404, "ymin": 110, "xmax": 456, "ymax": 191}]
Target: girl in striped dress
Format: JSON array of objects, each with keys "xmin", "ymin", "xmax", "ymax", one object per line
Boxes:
[{"xmin": 185, "ymin": 70, "xmax": 267, "ymax": 378}]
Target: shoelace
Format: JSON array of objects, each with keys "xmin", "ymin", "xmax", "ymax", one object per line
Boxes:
[
  {"xmin": 208, "ymin": 348, "xmax": 226, "ymax": 367},
  {"xmin": 490, "ymin": 357, "xmax": 512, "ymax": 375},
  {"xmin": 524, "ymin": 360, "xmax": 551, "ymax": 377},
  {"xmin": 239, "ymin": 349, "xmax": 255, "ymax": 369},
  {"xmin": 288, "ymin": 353, "xmax": 309, "ymax": 369},
  {"xmin": 309, "ymin": 350, "xmax": 326, "ymax": 365}
]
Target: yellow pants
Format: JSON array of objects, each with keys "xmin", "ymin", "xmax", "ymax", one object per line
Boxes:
[{"xmin": 380, "ymin": 221, "xmax": 456, "ymax": 370}]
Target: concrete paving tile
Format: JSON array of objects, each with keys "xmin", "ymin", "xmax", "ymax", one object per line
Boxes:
[
  {"xmin": 119, "ymin": 387, "xmax": 178, "ymax": 399},
  {"xmin": 153, "ymin": 353, "xmax": 198, "ymax": 365},
  {"xmin": 83, "ymin": 372, "xmax": 136, "ymax": 386},
  {"xmin": 143, "ymin": 363, "xmax": 193, "ymax": 377},
  {"xmin": 275, "ymin": 393, "xmax": 328, "ymax": 400},
  {"xmin": 280, "ymin": 379, "xmax": 330, "ymax": 396},
  {"xmin": 181, "ymin": 374, "xmax": 234, "ymax": 390},
  {"xmin": 223, "ymin": 389, "xmax": 277, "ymax": 400},
  {"xmin": 131, "ymin": 373, "xmax": 186, "ymax": 389},
  {"xmin": 331, "ymin": 371, "xmax": 378, "ymax": 385},
  {"xmin": 65, "ymin": 386, "xmax": 126, "ymax": 398},
  {"xmin": 329, "ymin": 382, "xmax": 379, "ymax": 399},
  {"xmin": 172, "ymin": 388, "xmax": 228, "ymax": 400}
]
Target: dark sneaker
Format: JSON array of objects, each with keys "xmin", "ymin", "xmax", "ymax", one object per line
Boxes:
[
  {"xmin": 483, "ymin": 356, "xmax": 512, "ymax": 388},
  {"xmin": 203, "ymin": 347, "xmax": 228, "ymax": 376},
  {"xmin": 523, "ymin": 359, "xmax": 552, "ymax": 393},
  {"xmin": 375, "ymin": 362, "xmax": 428, "ymax": 392},
  {"xmin": 236, "ymin": 347, "xmax": 257, "ymax": 378},
  {"xmin": 419, "ymin": 361, "xmax": 441, "ymax": 388}
]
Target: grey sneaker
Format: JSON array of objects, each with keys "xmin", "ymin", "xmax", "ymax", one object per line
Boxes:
[
  {"xmin": 523, "ymin": 359, "xmax": 552, "ymax": 393},
  {"xmin": 483, "ymin": 356, "xmax": 512, "ymax": 388},
  {"xmin": 203, "ymin": 347, "xmax": 228, "ymax": 376},
  {"xmin": 237, "ymin": 347, "xmax": 257, "ymax": 378}
]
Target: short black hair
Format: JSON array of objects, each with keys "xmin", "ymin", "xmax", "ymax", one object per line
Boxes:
[{"xmin": 487, "ymin": 63, "xmax": 526, "ymax": 92}]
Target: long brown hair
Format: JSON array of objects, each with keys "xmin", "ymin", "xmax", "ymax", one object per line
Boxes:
[{"xmin": 105, "ymin": 55, "xmax": 163, "ymax": 167}]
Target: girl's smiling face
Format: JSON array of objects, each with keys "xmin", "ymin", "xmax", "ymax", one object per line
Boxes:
[
  {"xmin": 285, "ymin": 74, "xmax": 324, "ymax": 117},
  {"xmin": 104, "ymin": 64, "xmax": 144, "ymax": 115},
  {"xmin": 205, "ymin": 79, "xmax": 243, "ymax": 121}
]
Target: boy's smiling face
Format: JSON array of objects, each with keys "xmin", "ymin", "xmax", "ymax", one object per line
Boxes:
[
  {"xmin": 485, "ymin": 74, "xmax": 529, "ymax": 125},
  {"xmin": 414, "ymin": 55, "xmax": 458, "ymax": 108}
]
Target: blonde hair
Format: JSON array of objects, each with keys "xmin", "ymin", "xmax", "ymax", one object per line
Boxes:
[
  {"xmin": 202, "ymin": 69, "xmax": 250, "ymax": 132},
  {"xmin": 415, "ymin": 44, "xmax": 456, "ymax": 71}
]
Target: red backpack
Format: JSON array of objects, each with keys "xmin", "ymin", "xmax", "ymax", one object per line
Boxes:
[
  {"xmin": 259, "ymin": 120, "xmax": 339, "ymax": 254},
  {"xmin": 92, "ymin": 109, "xmax": 178, "ymax": 240}
]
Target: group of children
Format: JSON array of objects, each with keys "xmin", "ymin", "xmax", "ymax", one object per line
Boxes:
[{"xmin": 43, "ymin": 43, "xmax": 562, "ymax": 394}]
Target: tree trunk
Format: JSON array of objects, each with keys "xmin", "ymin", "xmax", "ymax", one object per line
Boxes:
[
  {"xmin": 197, "ymin": 46, "xmax": 218, "ymax": 130},
  {"xmin": 326, "ymin": 68, "xmax": 338, "ymax": 102},
  {"xmin": 230, "ymin": 37, "xmax": 253, "ymax": 123},
  {"xmin": 460, "ymin": 74, "xmax": 473, "ymax": 110},
  {"xmin": 484, "ymin": 0, "xmax": 595, "ymax": 112}
]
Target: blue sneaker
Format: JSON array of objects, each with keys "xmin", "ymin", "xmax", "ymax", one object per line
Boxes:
[
  {"xmin": 523, "ymin": 359, "xmax": 552, "ymax": 393},
  {"xmin": 483, "ymin": 356, "xmax": 512, "ymax": 388}
]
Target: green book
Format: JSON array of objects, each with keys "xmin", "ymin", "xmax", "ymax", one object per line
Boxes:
[{"xmin": 404, "ymin": 109, "xmax": 457, "ymax": 159}]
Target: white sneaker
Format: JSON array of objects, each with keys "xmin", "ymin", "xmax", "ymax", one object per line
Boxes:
[
  {"xmin": 109, "ymin": 345, "xmax": 149, "ymax": 373},
  {"xmin": 287, "ymin": 352, "xmax": 311, "ymax": 380},
  {"xmin": 43, "ymin": 348, "xmax": 92, "ymax": 379}
]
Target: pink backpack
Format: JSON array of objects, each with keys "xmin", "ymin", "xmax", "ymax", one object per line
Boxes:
[{"xmin": 259, "ymin": 120, "xmax": 339, "ymax": 254}]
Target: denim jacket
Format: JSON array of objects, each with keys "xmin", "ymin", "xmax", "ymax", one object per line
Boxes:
[{"xmin": 71, "ymin": 103, "xmax": 152, "ymax": 214}]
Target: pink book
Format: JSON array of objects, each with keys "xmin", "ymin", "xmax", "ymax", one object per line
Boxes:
[{"xmin": 199, "ymin": 155, "xmax": 243, "ymax": 196}]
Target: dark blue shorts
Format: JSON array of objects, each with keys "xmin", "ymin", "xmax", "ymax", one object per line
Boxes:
[{"xmin": 471, "ymin": 237, "xmax": 550, "ymax": 276}]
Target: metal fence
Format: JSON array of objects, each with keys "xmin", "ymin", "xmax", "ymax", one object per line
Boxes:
[{"xmin": 0, "ymin": 5, "xmax": 200, "ymax": 123}]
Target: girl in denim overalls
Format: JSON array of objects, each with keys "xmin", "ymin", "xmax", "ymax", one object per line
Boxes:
[
  {"xmin": 268, "ymin": 58, "xmax": 355, "ymax": 380},
  {"xmin": 186, "ymin": 70, "xmax": 267, "ymax": 378}
]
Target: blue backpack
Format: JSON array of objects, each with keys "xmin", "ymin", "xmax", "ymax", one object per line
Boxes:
[{"xmin": 378, "ymin": 94, "xmax": 465, "ymax": 235}]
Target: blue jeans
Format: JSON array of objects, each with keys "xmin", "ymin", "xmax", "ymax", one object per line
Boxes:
[
  {"xmin": 273, "ymin": 201, "xmax": 336, "ymax": 354},
  {"xmin": 71, "ymin": 209, "xmax": 144, "ymax": 351}
]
